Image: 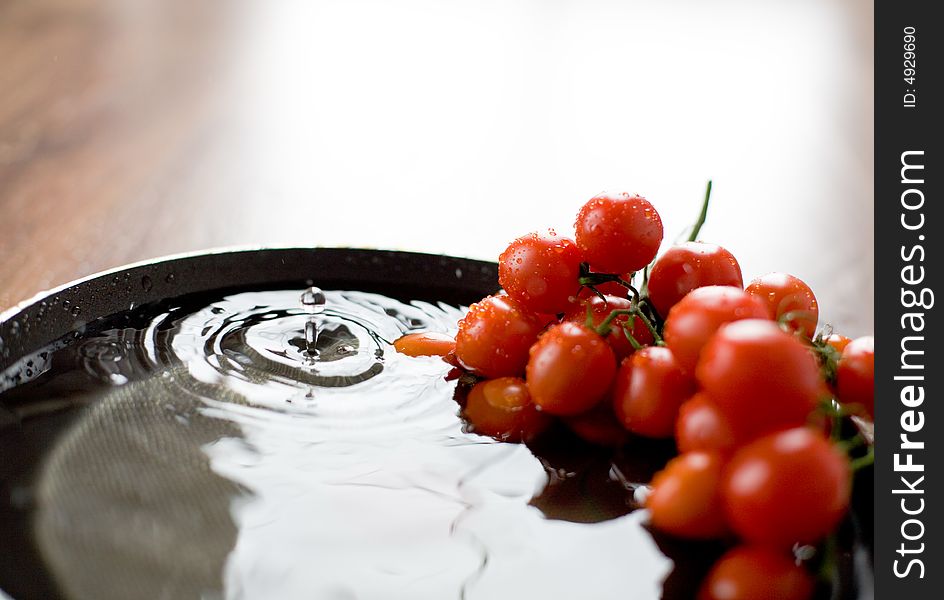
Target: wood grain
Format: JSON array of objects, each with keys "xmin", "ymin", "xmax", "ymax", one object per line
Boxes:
[{"xmin": 0, "ymin": 0, "xmax": 245, "ymax": 311}]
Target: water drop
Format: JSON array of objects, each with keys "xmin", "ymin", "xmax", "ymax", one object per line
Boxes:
[
  {"xmin": 300, "ymin": 287, "xmax": 326, "ymax": 314},
  {"xmin": 71, "ymin": 306, "xmax": 81, "ymax": 317},
  {"xmin": 141, "ymin": 276, "xmax": 153, "ymax": 292},
  {"xmin": 166, "ymin": 273, "xmax": 176, "ymax": 284}
]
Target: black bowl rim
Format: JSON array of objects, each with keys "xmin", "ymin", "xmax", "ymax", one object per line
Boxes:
[{"xmin": 0, "ymin": 246, "xmax": 500, "ymax": 373}]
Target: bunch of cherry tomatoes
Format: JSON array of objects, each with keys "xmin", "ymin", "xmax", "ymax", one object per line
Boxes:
[{"xmin": 395, "ymin": 185, "xmax": 874, "ymax": 600}]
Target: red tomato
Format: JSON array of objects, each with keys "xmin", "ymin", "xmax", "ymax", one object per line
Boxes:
[
  {"xmin": 499, "ymin": 230, "xmax": 584, "ymax": 314},
  {"xmin": 721, "ymin": 427, "xmax": 851, "ymax": 548},
  {"xmin": 393, "ymin": 332, "xmax": 456, "ymax": 357},
  {"xmin": 836, "ymin": 336, "xmax": 875, "ymax": 419},
  {"xmin": 746, "ymin": 273, "xmax": 819, "ymax": 339},
  {"xmin": 526, "ymin": 322, "xmax": 617, "ymax": 416},
  {"xmin": 563, "ymin": 295, "xmax": 654, "ymax": 361},
  {"xmin": 698, "ymin": 546, "xmax": 814, "ymax": 600},
  {"xmin": 574, "ymin": 192, "xmax": 664, "ymax": 274},
  {"xmin": 563, "ymin": 401, "xmax": 630, "ymax": 447},
  {"xmin": 455, "ymin": 295, "xmax": 545, "ymax": 378},
  {"xmin": 613, "ymin": 347, "xmax": 695, "ymax": 438},
  {"xmin": 663, "ymin": 286, "xmax": 770, "ymax": 374},
  {"xmin": 696, "ymin": 320, "xmax": 826, "ymax": 442},
  {"xmin": 463, "ymin": 377, "xmax": 551, "ymax": 443},
  {"xmin": 675, "ymin": 393, "xmax": 738, "ymax": 455},
  {"xmin": 646, "ymin": 451, "xmax": 728, "ymax": 539},
  {"xmin": 647, "ymin": 242, "xmax": 743, "ymax": 319},
  {"xmin": 824, "ymin": 333, "xmax": 852, "ymax": 354}
]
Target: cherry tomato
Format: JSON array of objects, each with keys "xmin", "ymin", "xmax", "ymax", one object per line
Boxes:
[
  {"xmin": 745, "ymin": 273, "xmax": 819, "ymax": 339},
  {"xmin": 647, "ymin": 242, "xmax": 743, "ymax": 319},
  {"xmin": 721, "ymin": 427, "xmax": 851, "ymax": 548},
  {"xmin": 455, "ymin": 295, "xmax": 545, "ymax": 378},
  {"xmin": 463, "ymin": 377, "xmax": 551, "ymax": 442},
  {"xmin": 563, "ymin": 295, "xmax": 654, "ymax": 361},
  {"xmin": 663, "ymin": 286, "xmax": 770, "ymax": 374},
  {"xmin": 499, "ymin": 230, "xmax": 584, "ymax": 314},
  {"xmin": 563, "ymin": 401, "xmax": 630, "ymax": 447},
  {"xmin": 696, "ymin": 320, "xmax": 826, "ymax": 442},
  {"xmin": 526, "ymin": 322, "xmax": 617, "ymax": 416},
  {"xmin": 836, "ymin": 335, "xmax": 875, "ymax": 419},
  {"xmin": 613, "ymin": 347, "xmax": 695, "ymax": 438},
  {"xmin": 698, "ymin": 546, "xmax": 814, "ymax": 600},
  {"xmin": 646, "ymin": 451, "xmax": 728, "ymax": 539},
  {"xmin": 675, "ymin": 393, "xmax": 738, "ymax": 455},
  {"xmin": 393, "ymin": 332, "xmax": 456, "ymax": 357},
  {"xmin": 574, "ymin": 192, "xmax": 663, "ymax": 274},
  {"xmin": 824, "ymin": 333, "xmax": 851, "ymax": 354}
]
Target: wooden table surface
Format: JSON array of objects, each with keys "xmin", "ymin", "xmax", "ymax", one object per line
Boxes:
[
  {"xmin": 0, "ymin": 0, "xmax": 247, "ymax": 312},
  {"xmin": 0, "ymin": 0, "xmax": 874, "ymax": 335}
]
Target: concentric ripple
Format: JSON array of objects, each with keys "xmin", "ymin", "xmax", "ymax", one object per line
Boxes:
[{"xmin": 17, "ymin": 288, "xmax": 671, "ymax": 600}]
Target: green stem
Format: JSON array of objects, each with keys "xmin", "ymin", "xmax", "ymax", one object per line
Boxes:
[
  {"xmin": 817, "ymin": 533, "xmax": 838, "ymax": 582},
  {"xmin": 584, "ymin": 301, "xmax": 595, "ymax": 329},
  {"xmin": 836, "ymin": 434, "xmax": 866, "ymax": 454},
  {"xmin": 595, "ymin": 309, "xmax": 635, "ymax": 337},
  {"xmin": 851, "ymin": 446, "xmax": 875, "ymax": 472},
  {"xmin": 595, "ymin": 307, "xmax": 663, "ymax": 345},
  {"xmin": 623, "ymin": 327, "xmax": 644, "ymax": 351},
  {"xmin": 632, "ymin": 309, "xmax": 663, "ymax": 344},
  {"xmin": 687, "ymin": 180, "xmax": 712, "ymax": 242}
]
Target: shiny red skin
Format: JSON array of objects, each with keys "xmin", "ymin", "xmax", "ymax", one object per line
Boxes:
[
  {"xmin": 613, "ymin": 347, "xmax": 695, "ymax": 438},
  {"xmin": 824, "ymin": 333, "xmax": 852, "ymax": 354},
  {"xmin": 663, "ymin": 286, "xmax": 770, "ymax": 374},
  {"xmin": 746, "ymin": 273, "xmax": 819, "ymax": 339},
  {"xmin": 455, "ymin": 295, "xmax": 545, "ymax": 378},
  {"xmin": 563, "ymin": 295, "xmax": 654, "ymax": 361},
  {"xmin": 675, "ymin": 393, "xmax": 739, "ymax": 455},
  {"xmin": 574, "ymin": 192, "xmax": 664, "ymax": 274},
  {"xmin": 698, "ymin": 546, "xmax": 815, "ymax": 600},
  {"xmin": 499, "ymin": 230, "xmax": 584, "ymax": 314},
  {"xmin": 647, "ymin": 242, "xmax": 743, "ymax": 319},
  {"xmin": 836, "ymin": 336, "xmax": 875, "ymax": 419},
  {"xmin": 647, "ymin": 451, "xmax": 729, "ymax": 539},
  {"xmin": 696, "ymin": 319, "xmax": 826, "ymax": 443},
  {"xmin": 721, "ymin": 427, "xmax": 851, "ymax": 548},
  {"xmin": 526, "ymin": 322, "xmax": 617, "ymax": 416},
  {"xmin": 463, "ymin": 377, "xmax": 551, "ymax": 443}
]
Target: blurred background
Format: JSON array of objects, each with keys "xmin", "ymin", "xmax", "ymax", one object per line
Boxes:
[{"xmin": 0, "ymin": 0, "xmax": 873, "ymax": 334}]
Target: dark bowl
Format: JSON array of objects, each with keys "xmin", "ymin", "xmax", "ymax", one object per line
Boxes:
[{"xmin": 0, "ymin": 247, "xmax": 872, "ymax": 600}]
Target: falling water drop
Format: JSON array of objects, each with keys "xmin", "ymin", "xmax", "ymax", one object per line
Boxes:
[{"xmin": 300, "ymin": 287, "xmax": 326, "ymax": 314}]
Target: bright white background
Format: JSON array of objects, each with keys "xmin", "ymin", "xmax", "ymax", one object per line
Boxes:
[
  {"xmin": 0, "ymin": 0, "xmax": 874, "ymax": 335},
  {"xmin": 229, "ymin": 0, "xmax": 874, "ymax": 335}
]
